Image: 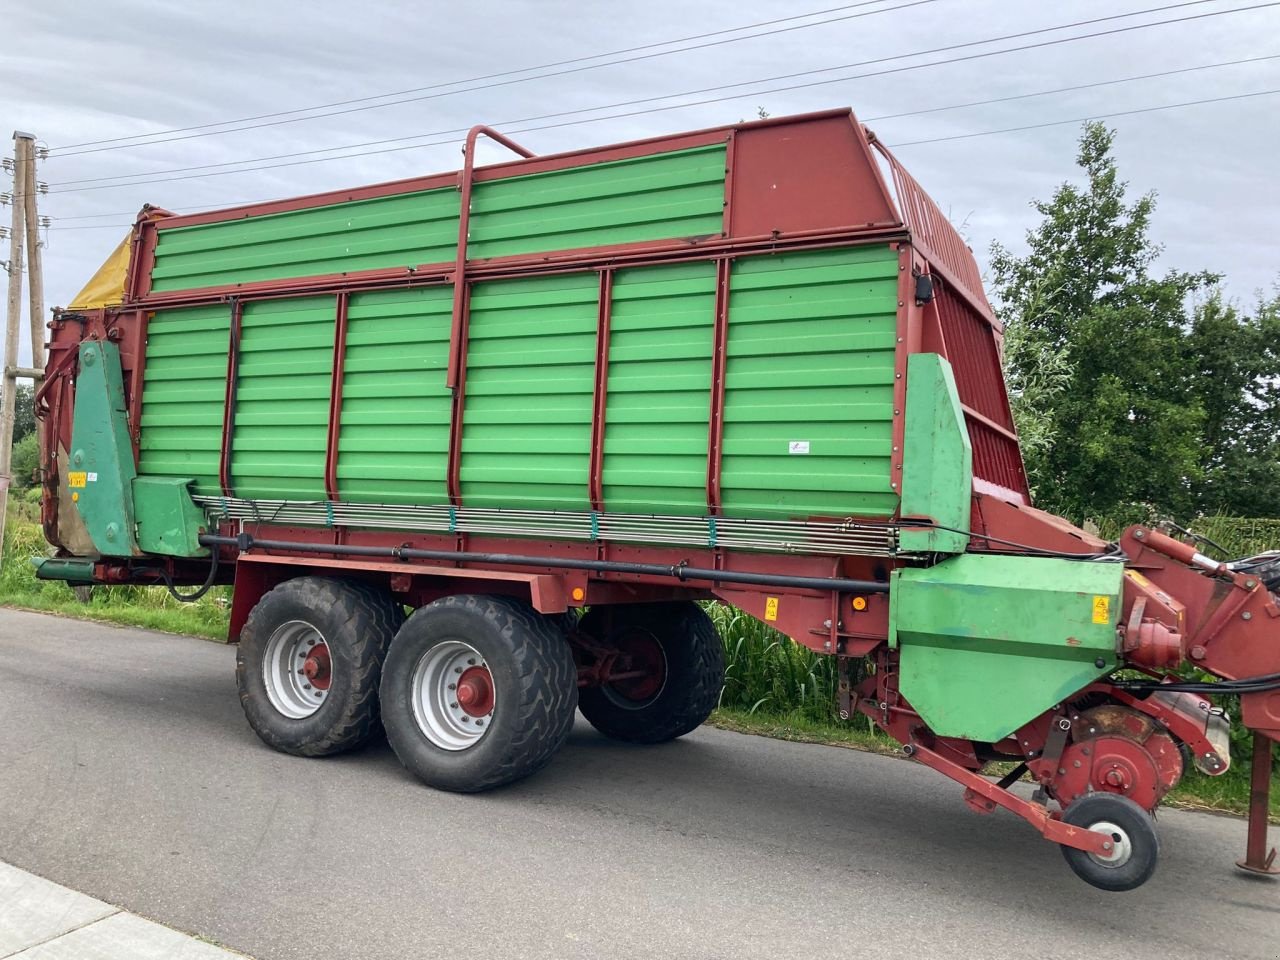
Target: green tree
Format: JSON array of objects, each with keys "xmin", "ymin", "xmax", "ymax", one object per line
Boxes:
[
  {"xmin": 1186, "ymin": 290, "xmax": 1280, "ymax": 517},
  {"xmin": 991, "ymin": 122, "xmax": 1217, "ymax": 523},
  {"xmin": 0, "ymin": 384, "xmax": 36, "ymax": 444}
]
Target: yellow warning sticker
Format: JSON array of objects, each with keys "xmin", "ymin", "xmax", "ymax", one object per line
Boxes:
[
  {"xmin": 68, "ymin": 472, "xmax": 87, "ymax": 489},
  {"xmin": 1091, "ymin": 595, "xmax": 1110, "ymax": 624},
  {"xmin": 764, "ymin": 596, "xmax": 779, "ymax": 622}
]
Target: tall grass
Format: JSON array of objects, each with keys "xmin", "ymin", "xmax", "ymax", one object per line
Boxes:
[{"xmin": 708, "ymin": 603, "xmax": 847, "ymax": 724}]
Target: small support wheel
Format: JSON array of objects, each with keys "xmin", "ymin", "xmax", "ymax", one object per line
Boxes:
[{"xmin": 1060, "ymin": 794, "xmax": 1160, "ymax": 891}]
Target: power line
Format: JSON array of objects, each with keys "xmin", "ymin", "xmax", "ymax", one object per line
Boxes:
[
  {"xmin": 47, "ymin": 0, "xmax": 1257, "ymax": 161},
  {"xmin": 48, "ymin": 0, "xmax": 902, "ymax": 152},
  {"xmin": 865, "ymin": 53, "xmax": 1279, "ymax": 120},
  {"xmin": 48, "ymin": 1, "xmax": 1280, "ymax": 194},
  {"xmin": 891, "ymin": 87, "xmax": 1280, "ymax": 145},
  {"xmin": 51, "ymin": 48, "xmax": 1280, "ymax": 189},
  {"xmin": 47, "ymin": 83, "xmax": 1280, "ymax": 233},
  {"xmin": 47, "ymin": 0, "xmax": 938, "ymax": 158}
]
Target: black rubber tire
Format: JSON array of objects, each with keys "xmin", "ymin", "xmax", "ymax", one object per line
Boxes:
[
  {"xmin": 577, "ymin": 602, "xmax": 725, "ymax": 745},
  {"xmin": 236, "ymin": 577, "xmax": 403, "ymax": 757},
  {"xmin": 1060, "ymin": 793, "xmax": 1160, "ymax": 892},
  {"xmin": 379, "ymin": 594, "xmax": 578, "ymax": 793}
]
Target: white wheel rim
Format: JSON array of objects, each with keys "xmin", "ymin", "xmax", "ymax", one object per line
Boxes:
[
  {"xmin": 262, "ymin": 620, "xmax": 331, "ymax": 720},
  {"xmin": 1086, "ymin": 820, "xmax": 1133, "ymax": 868},
  {"xmin": 410, "ymin": 640, "xmax": 494, "ymax": 751}
]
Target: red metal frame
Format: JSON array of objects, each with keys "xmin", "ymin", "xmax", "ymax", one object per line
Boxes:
[{"xmin": 42, "ymin": 109, "xmax": 1280, "ymax": 880}]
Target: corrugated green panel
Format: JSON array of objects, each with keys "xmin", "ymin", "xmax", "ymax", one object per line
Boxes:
[
  {"xmin": 231, "ymin": 297, "xmax": 335, "ymax": 500},
  {"xmin": 721, "ymin": 246, "xmax": 900, "ymax": 519},
  {"xmin": 468, "ymin": 145, "xmax": 727, "ymax": 260},
  {"xmin": 338, "ymin": 287, "xmax": 453, "ymax": 505},
  {"xmin": 137, "ymin": 304, "xmax": 232, "ymax": 495},
  {"xmin": 150, "ymin": 188, "xmax": 460, "ymax": 292},
  {"xmin": 603, "ymin": 262, "xmax": 715, "ymax": 514},
  {"xmin": 461, "ymin": 273, "xmax": 599, "ymax": 510}
]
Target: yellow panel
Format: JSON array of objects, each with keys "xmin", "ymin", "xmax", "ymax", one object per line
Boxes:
[{"xmin": 67, "ymin": 233, "xmax": 133, "ymax": 309}]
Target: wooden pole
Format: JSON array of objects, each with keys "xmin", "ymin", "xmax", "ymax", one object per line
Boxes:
[
  {"xmin": 0, "ymin": 133, "xmax": 35, "ymax": 569},
  {"xmin": 20, "ymin": 138, "xmax": 43, "ymax": 371}
]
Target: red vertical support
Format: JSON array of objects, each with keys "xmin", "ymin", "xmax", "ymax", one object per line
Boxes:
[
  {"xmin": 218, "ymin": 298, "xmax": 244, "ymax": 499},
  {"xmin": 706, "ymin": 258, "xmax": 731, "ymax": 514},
  {"xmin": 324, "ymin": 292, "xmax": 349, "ymax": 502},
  {"xmin": 721, "ymin": 131, "xmax": 737, "ymax": 238},
  {"xmin": 889, "ymin": 244, "xmax": 922, "ymax": 500},
  {"xmin": 124, "ymin": 308, "xmax": 150, "ymax": 464},
  {"xmin": 588, "ymin": 269, "xmax": 614, "ymax": 513},
  {"xmin": 446, "ymin": 282, "xmax": 472, "ymax": 508},
  {"xmin": 1237, "ymin": 733, "xmax": 1279, "ymax": 876},
  {"xmin": 447, "ymin": 126, "xmax": 535, "ymax": 391}
]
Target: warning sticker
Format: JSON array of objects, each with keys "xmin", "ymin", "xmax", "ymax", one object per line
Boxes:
[
  {"xmin": 764, "ymin": 596, "xmax": 779, "ymax": 622},
  {"xmin": 68, "ymin": 472, "xmax": 87, "ymax": 489},
  {"xmin": 1091, "ymin": 595, "xmax": 1110, "ymax": 624},
  {"xmin": 788, "ymin": 441, "xmax": 810, "ymax": 455}
]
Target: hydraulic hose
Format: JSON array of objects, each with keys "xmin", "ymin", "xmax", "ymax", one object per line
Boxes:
[{"xmin": 197, "ymin": 533, "xmax": 891, "ymax": 596}]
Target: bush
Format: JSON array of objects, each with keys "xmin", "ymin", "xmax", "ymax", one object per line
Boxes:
[{"xmin": 9, "ymin": 432, "xmax": 38, "ymax": 490}]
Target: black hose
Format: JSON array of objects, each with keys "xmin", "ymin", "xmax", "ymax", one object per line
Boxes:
[
  {"xmin": 132, "ymin": 547, "xmax": 220, "ymax": 602},
  {"xmin": 197, "ymin": 533, "xmax": 891, "ymax": 595},
  {"xmin": 1114, "ymin": 671, "xmax": 1280, "ymax": 695}
]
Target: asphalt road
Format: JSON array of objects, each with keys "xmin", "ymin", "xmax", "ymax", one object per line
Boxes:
[{"xmin": 0, "ymin": 609, "xmax": 1276, "ymax": 960}]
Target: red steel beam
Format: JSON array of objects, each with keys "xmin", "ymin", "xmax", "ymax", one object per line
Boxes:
[
  {"xmin": 445, "ymin": 282, "xmax": 472, "ymax": 507},
  {"xmin": 909, "ymin": 743, "xmax": 1112, "ymax": 856},
  {"xmin": 218, "ymin": 298, "xmax": 244, "ymax": 498},
  {"xmin": 588, "ymin": 269, "xmax": 614, "ymax": 513},
  {"xmin": 447, "ymin": 126, "xmax": 535, "ymax": 391},
  {"xmin": 323, "ymin": 292, "xmax": 349, "ymax": 502},
  {"xmin": 706, "ymin": 257, "xmax": 731, "ymax": 514},
  {"xmin": 1237, "ymin": 733, "xmax": 1280, "ymax": 876}
]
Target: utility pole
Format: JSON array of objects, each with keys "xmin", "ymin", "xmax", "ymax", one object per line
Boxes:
[{"xmin": 0, "ymin": 131, "xmax": 47, "ymax": 569}]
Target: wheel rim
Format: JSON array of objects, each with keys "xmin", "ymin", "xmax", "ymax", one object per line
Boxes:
[
  {"xmin": 262, "ymin": 620, "xmax": 332, "ymax": 720},
  {"xmin": 410, "ymin": 640, "xmax": 494, "ymax": 751},
  {"xmin": 1085, "ymin": 820, "xmax": 1133, "ymax": 868},
  {"xmin": 602, "ymin": 628, "xmax": 667, "ymax": 710}
]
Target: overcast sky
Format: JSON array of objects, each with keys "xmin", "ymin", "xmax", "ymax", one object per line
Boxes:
[{"xmin": 4, "ymin": 0, "xmax": 1278, "ymax": 367}]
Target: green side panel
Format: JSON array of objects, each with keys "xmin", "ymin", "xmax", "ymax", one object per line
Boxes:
[
  {"xmin": 603, "ymin": 262, "xmax": 716, "ymax": 514},
  {"xmin": 461, "ymin": 273, "xmax": 599, "ymax": 511},
  {"xmin": 137, "ymin": 304, "xmax": 232, "ymax": 495},
  {"xmin": 231, "ymin": 296, "xmax": 335, "ymax": 500},
  {"xmin": 150, "ymin": 188, "xmax": 461, "ymax": 292},
  {"xmin": 899, "ymin": 353, "xmax": 972, "ymax": 553},
  {"xmin": 70, "ymin": 341, "xmax": 138, "ymax": 556},
  {"xmin": 337, "ymin": 287, "xmax": 453, "ymax": 505},
  {"xmin": 720, "ymin": 246, "xmax": 900, "ymax": 519},
  {"xmin": 891, "ymin": 554, "xmax": 1123, "ymax": 742},
  {"xmin": 468, "ymin": 145, "xmax": 727, "ymax": 260},
  {"xmin": 133, "ymin": 476, "xmax": 208, "ymax": 557}
]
